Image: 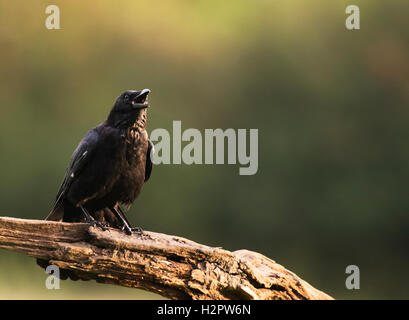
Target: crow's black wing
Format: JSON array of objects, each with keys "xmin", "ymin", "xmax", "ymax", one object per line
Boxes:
[
  {"xmin": 46, "ymin": 127, "xmax": 100, "ymax": 220},
  {"xmin": 144, "ymin": 139, "xmax": 154, "ymax": 182}
]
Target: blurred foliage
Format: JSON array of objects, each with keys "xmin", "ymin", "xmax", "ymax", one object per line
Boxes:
[{"xmin": 0, "ymin": 0, "xmax": 408, "ymax": 299}]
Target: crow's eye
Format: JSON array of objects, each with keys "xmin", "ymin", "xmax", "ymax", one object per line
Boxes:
[{"xmin": 124, "ymin": 94, "xmax": 129, "ymax": 101}]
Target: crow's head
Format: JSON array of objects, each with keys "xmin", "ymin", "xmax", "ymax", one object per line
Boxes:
[{"xmin": 107, "ymin": 89, "xmax": 150, "ymax": 128}]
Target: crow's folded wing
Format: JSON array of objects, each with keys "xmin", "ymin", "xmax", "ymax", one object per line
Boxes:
[
  {"xmin": 144, "ymin": 139, "xmax": 154, "ymax": 182},
  {"xmin": 47, "ymin": 127, "xmax": 100, "ymax": 218}
]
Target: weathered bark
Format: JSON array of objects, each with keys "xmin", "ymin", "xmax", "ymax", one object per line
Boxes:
[{"xmin": 0, "ymin": 217, "xmax": 332, "ymax": 300}]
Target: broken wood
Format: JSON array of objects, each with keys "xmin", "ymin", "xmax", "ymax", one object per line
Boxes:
[{"xmin": 0, "ymin": 216, "xmax": 332, "ymax": 300}]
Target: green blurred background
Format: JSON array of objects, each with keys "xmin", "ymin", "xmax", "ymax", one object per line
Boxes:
[{"xmin": 0, "ymin": 0, "xmax": 408, "ymax": 299}]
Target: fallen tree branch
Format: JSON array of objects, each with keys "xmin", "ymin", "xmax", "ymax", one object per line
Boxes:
[{"xmin": 0, "ymin": 217, "xmax": 332, "ymax": 300}]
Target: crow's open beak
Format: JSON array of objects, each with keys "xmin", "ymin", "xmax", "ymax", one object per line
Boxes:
[{"xmin": 132, "ymin": 89, "xmax": 150, "ymax": 109}]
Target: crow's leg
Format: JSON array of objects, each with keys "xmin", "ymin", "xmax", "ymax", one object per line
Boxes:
[
  {"xmin": 117, "ymin": 206, "xmax": 143, "ymax": 234},
  {"xmin": 79, "ymin": 204, "xmax": 106, "ymax": 231},
  {"xmin": 110, "ymin": 206, "xmax": 132, "ymax": 235},
  {"xmin": 110, "ymin": 206, "xmax": 143, "ymax": 235}
]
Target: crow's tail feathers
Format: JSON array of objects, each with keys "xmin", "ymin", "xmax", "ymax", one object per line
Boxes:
[
  {"xmin": 45, "ymin": 197, "xmax": 83, "ymax": 223},
  {"xmin": 45, "ymin": 202, "xmax": 64, "ymax": 221}
]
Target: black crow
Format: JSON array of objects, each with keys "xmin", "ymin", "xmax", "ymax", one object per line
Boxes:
[{"xmin": 45, "ymin": 89, "xmax": 153, "ymax": 235}]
